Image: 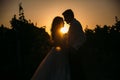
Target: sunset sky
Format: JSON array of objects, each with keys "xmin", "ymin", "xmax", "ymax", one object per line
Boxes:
[{"xmin": 0, "ymin": 0, "xmax": 120, "ymax": 34}]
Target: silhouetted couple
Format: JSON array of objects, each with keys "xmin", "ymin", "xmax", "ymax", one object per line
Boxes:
[{"xmin": 31, "ymin": 9, "xmax": 86, "ymax": 80}]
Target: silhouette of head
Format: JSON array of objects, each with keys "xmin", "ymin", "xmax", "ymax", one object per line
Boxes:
[
  {"xmin": 51, "ymin": 16, "xmax": 64, "ymax": 46},
  {"xmin": 62, "ymin": 9, "xmax": 74, "ymax": 24}
]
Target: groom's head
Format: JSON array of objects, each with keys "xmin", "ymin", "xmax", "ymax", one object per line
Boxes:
[{"xmin": 62, "ymin": 9, "xmax": 74, "ymax": 24}]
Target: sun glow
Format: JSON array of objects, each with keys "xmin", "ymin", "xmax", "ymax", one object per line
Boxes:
[
  {"xmin": 60, "ymin": 27, "xmax": 68, "ymax": 34},
  {"xmin": 60, "ymin": 23, "xmax": 69, "ymax": 34}
]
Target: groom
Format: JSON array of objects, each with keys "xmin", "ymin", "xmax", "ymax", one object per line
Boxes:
[{"xmin": 62, "ymin": 9, "xmax": 86, "ymax": 80}]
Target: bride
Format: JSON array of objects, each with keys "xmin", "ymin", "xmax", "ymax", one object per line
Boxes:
[{"xmin": 31, "ymin": 16, "xmax": 70, "ymax": 80}]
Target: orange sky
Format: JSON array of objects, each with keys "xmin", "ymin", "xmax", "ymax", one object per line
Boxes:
[{"xmin": 0, "ymin": 0, "xmax": 120, "ymax": 34}]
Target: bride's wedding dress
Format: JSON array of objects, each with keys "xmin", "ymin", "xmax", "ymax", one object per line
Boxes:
[{"xmin": 31, "ymin": 46, "xmax": 70, "ymax": 80}]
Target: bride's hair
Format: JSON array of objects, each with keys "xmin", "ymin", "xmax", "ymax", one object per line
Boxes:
[{"xmin": 51, "ymin": 16, "xmax": 64, "ymax": 46}]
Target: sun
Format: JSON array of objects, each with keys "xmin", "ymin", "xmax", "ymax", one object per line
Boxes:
[
  {"xmin": 60, "ymin": 23, "xmax": 69, "ymax": 34},
  {"xmin": 60, "ymin": 27, "xmax": 68, "ymax": 34}
]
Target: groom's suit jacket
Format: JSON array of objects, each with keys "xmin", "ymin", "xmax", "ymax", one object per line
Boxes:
[{"xmin": 68, "ymin": 18, "xmax": 86, "ymax": 50}]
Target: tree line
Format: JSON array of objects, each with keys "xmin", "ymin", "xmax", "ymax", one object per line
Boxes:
[{"xmin": 0, "ymin": 6, "xmax": 119, "ymax": 80}]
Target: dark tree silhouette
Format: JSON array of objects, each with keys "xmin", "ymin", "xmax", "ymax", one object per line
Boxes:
[
  {"xmin": 80, "ymin": 16, "xmax": 120, "ymax": 80},
  {"xmin": 0, "ymin": 3, "xmax": 51, "ymax": 80},
  {"xmin": 0, "ymin": 3, "xmax": 119, "ymax": 79}
]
